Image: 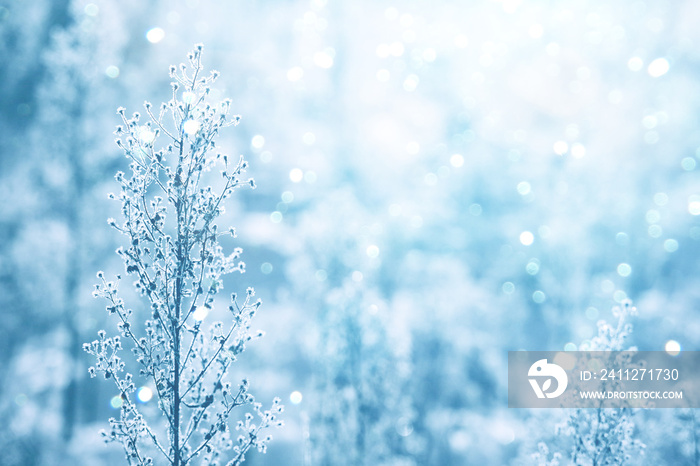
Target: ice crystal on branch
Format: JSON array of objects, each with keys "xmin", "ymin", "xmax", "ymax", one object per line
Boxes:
[{"xmin": 84, "ymin": 45, "xmax": 282, "ymax": 466}]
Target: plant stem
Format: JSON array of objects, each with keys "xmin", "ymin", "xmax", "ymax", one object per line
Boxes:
[{"xmin": 173, "ymin": 139, "xmax": 185, "ymax": 466}]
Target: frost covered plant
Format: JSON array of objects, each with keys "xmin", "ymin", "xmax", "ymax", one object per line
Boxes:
[
  {"xmin": 583, "ymin": 299, "xmax": 638, "ymax": 353},
  {"xmin": 560, "ymin": 406, "xmax": 643, "ymax": 466},
  {"xmin": 84, "ymin": 45, "xmax": 282, "ymax": 465},
  {"xmin": 534, "ymin": 300, "xmax": 645, "ymax": 465},
  {"xmin": 532, "ymin": 442, "xmax": 561, "ymax": 466},
  {"xmin": 310, "ymin": 283, "xmax": 416, "ymax": 466}
]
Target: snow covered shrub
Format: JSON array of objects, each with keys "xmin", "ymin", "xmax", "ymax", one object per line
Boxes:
[
  {"xmin": 84, "ymin": 45, "xmax": 282, "ymax": 465},
  {"xmin": 533, "ymin": 300, "xmax": 645, "ymax": 465},
  {"xmin": 310, "ymin": 282, "xmax": 416, "ymax": 466},
  {"xmin": 281, "ymin": 191, "xmax": 417, "ymax": 465}
]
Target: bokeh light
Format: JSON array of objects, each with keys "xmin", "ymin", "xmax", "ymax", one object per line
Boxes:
[
  {"xmin": 137, "ymin": 387, "xmax": 153, "ymax": 403},
  {"xmin": 290, "ymin": 391, "xmax": 303, "ymax": 404},
  {"xmin": 289, "ymin": 168, "xmax": 303, "ymax": 183},
  {"xmin": 520, "ymin": 231, "xmax": 534, "ymax": 246},
  {"xmin": 193, "ymin": 306, "xmax": 209, "ymax": 321},
  {"xmin": 146, "ymin": 27, "xmax": 165, "ymax": 44},
  {"xmin": 665, "ymin": 340, "xmax": 681, "ymax": 356}
]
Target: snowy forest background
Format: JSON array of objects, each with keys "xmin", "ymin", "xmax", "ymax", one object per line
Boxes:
[{"xmin": 1, "ymin": 0, "xmax": 700, "ymax": 464}]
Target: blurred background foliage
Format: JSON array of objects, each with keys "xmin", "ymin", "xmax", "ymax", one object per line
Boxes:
[{"xmin": 0, "ymin": 0, "xmax": 699, "ymax": 464}]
